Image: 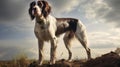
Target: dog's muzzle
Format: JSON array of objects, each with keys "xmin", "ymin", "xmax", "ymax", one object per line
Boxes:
[{"xmin": 32, "ymin": 5, "xmax": 41, "ymax": 16}]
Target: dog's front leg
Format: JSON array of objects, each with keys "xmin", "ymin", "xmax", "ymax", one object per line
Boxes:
[{"xmin": 50, "ymin": 37, "xmax": 58, "ymax": 65}]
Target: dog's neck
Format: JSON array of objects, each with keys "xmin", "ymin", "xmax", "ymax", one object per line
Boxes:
[
  {"xmin": 35, "ymin": 15, "xmax": 50, "ymax": 30},
  {"xmin": 36, "ymin": 15, "xmax": 44, "ymax": 21},
  {"xmin": 36, "ymin": 15, "xmax": 47, "ymax": 23}
]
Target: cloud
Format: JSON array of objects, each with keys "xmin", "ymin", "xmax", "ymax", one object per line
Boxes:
[
  {"xmin": 1, "ymin": 0, "xmax": 120, "ymax": 28},
  {"xmin": 88, "ymin": 30, "xmax": 120, "ymax": 49},
  {"xmin": 0, "ymin": 0, "xmax": 35, "ymax": 40},
  {"xmin": 82, "ymin": 0, "xmax": 120, "ymax": 27},
  {"xmin": 0, "ymin": 39, "xmax": 38, "ymax": 60},
  {"xmin": 47, "ymin": 0, "xmax": 120, "ymax": 27},
  {"xmin": 0, "ymin": 22, "xmax": 34, "ymax": 40},
  {"xmin": 0, "ymin": 46, "xmax": 20, "ymax": 60},
  {"xmin": 0, "ymin": 46, "xmax": 38, "ymax": 60},
  {"xmin": 103, "ymin": 0, "xmax": 120, "ymax": 27},
  {"xmin": 0, "ymin": 0, "xmax": 32, "ymax": 22},
  {"xmin": 48, "ymin": 0, "xmax": 80, "ymax": 16}
]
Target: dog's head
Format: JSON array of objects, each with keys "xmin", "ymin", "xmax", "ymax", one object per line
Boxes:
[{"xmin": 29, "ymin": 0, "xmax": 51, "ymax": 20}]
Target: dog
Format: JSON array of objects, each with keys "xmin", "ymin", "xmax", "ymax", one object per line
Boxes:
[{"xmin": 29, "ymin": 0, "xmax": 91, "ymax": 65}]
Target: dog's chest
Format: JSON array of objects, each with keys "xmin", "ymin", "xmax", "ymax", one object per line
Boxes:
[{"xmin": 34, "ymin": 23, "xmax": 51, "ymax": 41}]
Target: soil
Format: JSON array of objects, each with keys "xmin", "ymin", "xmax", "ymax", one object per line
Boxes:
[
  {"xmin": 29, "ymin": 52, "xmax": 120, "ymax": 67},
  {"xmin": 1, "ymin": 51, "xmax": 120, "ymax": 67}
]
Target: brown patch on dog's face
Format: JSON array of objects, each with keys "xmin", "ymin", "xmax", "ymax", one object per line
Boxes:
[
  {"xmin": 37, "ymin": 1, "xmax": 51, "ymax": 18},
  {"xmin": 37, "ymin": 1, "xmax": 43, "ymax": 8}
]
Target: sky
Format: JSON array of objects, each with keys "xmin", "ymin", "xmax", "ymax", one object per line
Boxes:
[{"xmin": 0, "ymin": 0, "xmax": 120, "ymax": 60}]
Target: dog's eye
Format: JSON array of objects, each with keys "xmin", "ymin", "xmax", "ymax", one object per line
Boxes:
[{"xmin": 37, "ymin": 1, "xmax": 42, "ymax": 8}]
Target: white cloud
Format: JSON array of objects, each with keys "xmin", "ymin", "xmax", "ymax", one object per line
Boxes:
[
  {"xmin": 88, "ymin": 29, "xmax": 120, "ymax": 49},
  {"xmin": 48, "ymin": 0, "xmax": 80, "ymax": 16},
  {"xmin": 0, "ymin": 39, "xmax": 38, "ymax": 60},
  {"xmin": 81, "ymin": 0, "xmax": 120, "ymax": 27},
  {"xmin": 83, "ymin": 0, "xmax": 110, "ymax": 21},
  {"xmin": 48, "ymin": 0, "xmax": 120, "ymax": 27}
]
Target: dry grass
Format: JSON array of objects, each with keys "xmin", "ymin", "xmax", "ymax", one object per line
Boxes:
[
  {"xmin": 0, "ymin": 54, "xmax": 32, "ymax": 67},
  {"xmin": 0, "ymin": 56, "xmax": 83, "ymax": 67}
]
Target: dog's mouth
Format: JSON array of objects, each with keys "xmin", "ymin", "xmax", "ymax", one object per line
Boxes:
[
  {"xmin": 32, "ymin": 10, "xmax": 39, "ymax": 16},
  {"xmin": 32, "ymin": 10, "xmax": 37, "ymax": 16}
]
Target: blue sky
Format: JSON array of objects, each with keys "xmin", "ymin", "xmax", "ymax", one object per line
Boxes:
[{"xmin": 0, "ymin": 0, "xmax": 120, "ymax": 60}]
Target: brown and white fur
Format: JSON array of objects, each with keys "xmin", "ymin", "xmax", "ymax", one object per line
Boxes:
[{"xmin": 29, "ymin": 0, "xmax": 91, "ymax": 65}]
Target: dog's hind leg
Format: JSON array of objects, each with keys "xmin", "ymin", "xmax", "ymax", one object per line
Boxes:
[
  {"xmin": 63, "ymin": 31, "xmax": 74, "ymax": 61},
  {"xmin": 75, "ymin": 30, "xmax": 91, "ymax": 60},
  {"xmin": 75, "ymin": 22, "xmax": 91, "ymax": 60}
]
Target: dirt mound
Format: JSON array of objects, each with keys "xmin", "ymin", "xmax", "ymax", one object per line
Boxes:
[
  {"xmin": 28, "ymin": 52, "xmax": 120, "ymax": 67},
  {"xmin": 82, "ymin": 52, "xmax": 120, "ymax": 67},
  {"xmin": 1, "ymin": 51, "xmax": 120, "ymax": 67},
  {"xmin": 28, "ymin": 59, "xmax": 83, "ymax": 67}
]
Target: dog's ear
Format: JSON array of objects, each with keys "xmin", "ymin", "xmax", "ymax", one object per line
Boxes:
[
  {"xmin": 29, "ymin": 8, "xmax": 35, "ymax": 20},
  {"xmin": 41, "ymin": 1, "xmax": 51, "ymax": 18},
  {"xmin": 29, "ymin": 2, "xmax": 35, "ymax": 20}
]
